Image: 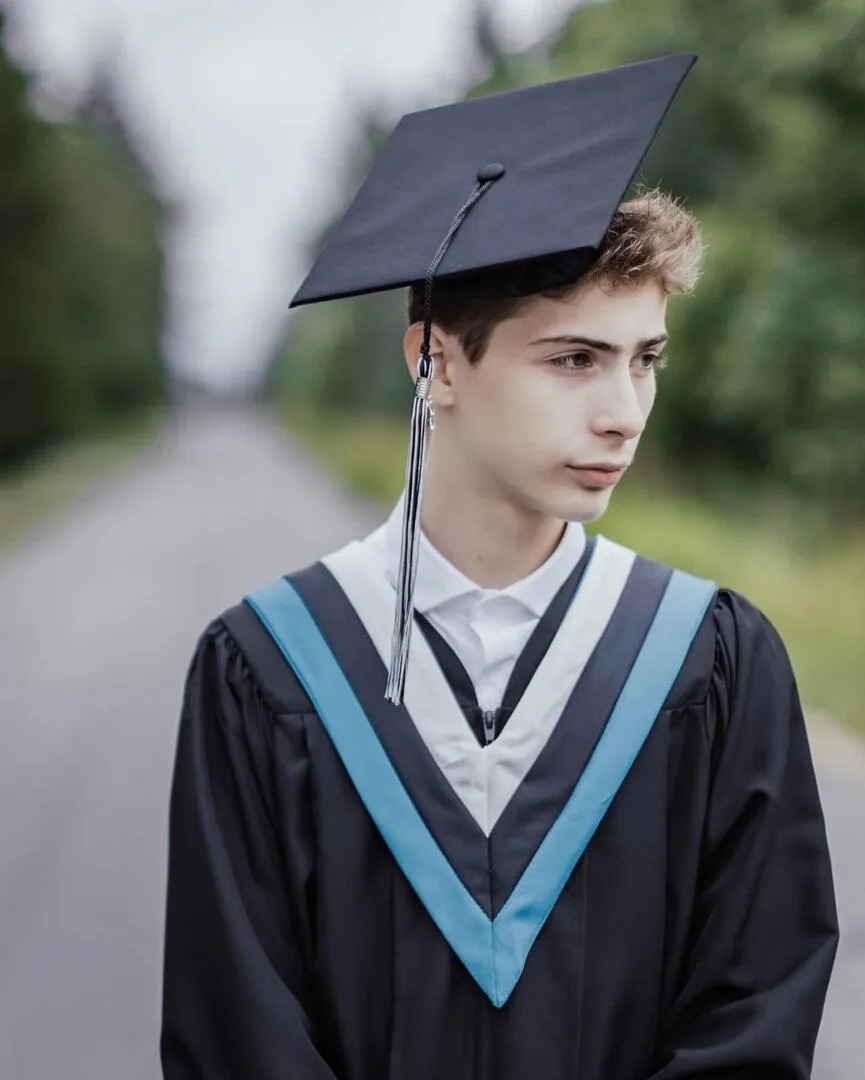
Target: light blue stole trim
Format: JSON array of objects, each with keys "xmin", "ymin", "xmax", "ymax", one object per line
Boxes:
[
  {"xmin": 490, "ymin": 568, "xmax": 716, "ymax": 997},
  {"xmin": 246, "ymin": 565, "xmax": 716, "ymax": 1008},
  {"xmin": 246, "ymin": 580, "xmax": 496, "ymax": 996}
]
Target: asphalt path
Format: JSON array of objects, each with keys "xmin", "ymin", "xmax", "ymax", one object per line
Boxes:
[{"xmin": 0, "ymin": 408, "xmax": 860, "ymax": 1079}]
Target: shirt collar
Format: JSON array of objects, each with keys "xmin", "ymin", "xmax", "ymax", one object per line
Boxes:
[{"xmin": 379, "ymin": 493, "xmax": 586, "ymax": 618}]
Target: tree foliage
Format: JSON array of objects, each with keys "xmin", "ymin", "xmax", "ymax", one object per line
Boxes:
[
  {"xmin": 0, "ymin": 16, "xmax": 166, "ymax": 469},
  {"xmin": 271, "ymin": 0, "xmax": 865, "ymax": 515}
]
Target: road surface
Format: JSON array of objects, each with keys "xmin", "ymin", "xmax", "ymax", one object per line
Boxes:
[{"xmin": 0, "ymin": 408, "xmax": 860, "ymax": 1078}]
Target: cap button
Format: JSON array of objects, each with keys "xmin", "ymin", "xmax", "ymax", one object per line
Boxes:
[{"xmin": 477, "ymin": 162, "xmax": 505, "ymax": 182}]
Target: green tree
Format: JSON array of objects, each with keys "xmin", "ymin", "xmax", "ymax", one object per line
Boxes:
[{"xmin": 0, "ymin": 17, "xmax": 166, "ymax": 469}]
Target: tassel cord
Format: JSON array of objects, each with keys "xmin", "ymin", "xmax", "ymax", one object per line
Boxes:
[
  {"xmin": 385, "ymin": 170, "xmax": 503, "ymax": 705},
  {"xmin": 421, "ymin": 179, "xmax": 493, "ymax": 361},
  {"xmin": 385, "ymin": 367, "xmax": 434, "ymax": 704}
]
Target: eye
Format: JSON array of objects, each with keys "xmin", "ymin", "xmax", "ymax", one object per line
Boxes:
[
  {"xmin": 634, "ymin": 352, "xmax": 667, "ymax": 373},
  {"xmin": 551, "ymin": 352, "xmax": 592, "ymax": 371}
]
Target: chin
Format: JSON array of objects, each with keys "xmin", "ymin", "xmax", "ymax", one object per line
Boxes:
[{"xmin": 545, "ymin": 485, "xmax": 615, "ymax": 525}]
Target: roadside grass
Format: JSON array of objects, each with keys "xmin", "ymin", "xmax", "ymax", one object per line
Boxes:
[
  {"xmin": 0, "ymin": 408, "xmax": 166, "ymax": 550},
  {"xmin": 281, "ymin": 405, "xmax": 865, "ymax": 737}
]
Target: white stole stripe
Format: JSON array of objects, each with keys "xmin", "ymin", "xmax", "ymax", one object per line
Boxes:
[
  {"xmin": 484, "ymin": 538, "xmax": 634, "ymax": 828},
  {"xmin": 322, "ymin": 536, "xmax": 635, "ymax": 836},
  {"xmin": 324, "ymin": 542, "xmax": 486, "ymax": 827}
]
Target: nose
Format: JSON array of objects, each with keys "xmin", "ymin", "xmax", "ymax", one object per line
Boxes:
[{"xmin": 589, "ymin": 368, "xmax": 647, "ymax": 441}]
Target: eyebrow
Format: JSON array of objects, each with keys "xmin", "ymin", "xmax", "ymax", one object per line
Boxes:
[{"xmin": 529, "ymin": 333, "xmax": 668, "ymax": 353}]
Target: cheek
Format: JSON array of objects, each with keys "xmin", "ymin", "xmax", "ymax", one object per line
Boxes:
[
  {"xmin": 499, "ymin": 365, "xmax": 568, "ymax": 410},
  {"xmin": 636, "ymin": 375, "xmax": 658, "ymax": 418},
  {"xmin": 478, "ymin": 370, "xmax": 579, "ymax": 463},
  {"xmin": 462, "ymin": 365, "xmax": 533, "ymax": 421},
  {"xmin": 482, "ymin": 369, "xmax": 562, "ymax": 432}
]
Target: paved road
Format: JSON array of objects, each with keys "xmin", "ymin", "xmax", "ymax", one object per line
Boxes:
[{"xmin": 0, "ymin": 409, "xmax": 860, "ymax": 1079}]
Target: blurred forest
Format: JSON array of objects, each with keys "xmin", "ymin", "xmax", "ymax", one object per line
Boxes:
[
  {"xmin": 271, "ymin": 0, "xmax": 865, "ymax": 520},
  {"xmin": 0, "ymin": 13, "xmax": 166, "ymax": 472}
]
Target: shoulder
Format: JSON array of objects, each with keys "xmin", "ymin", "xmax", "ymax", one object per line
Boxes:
[
  {"xmin": 665, "ymin": 578, "xmax": 799, "ymax": 760},
  {"xmin": 631, "ymin": 563, "xmax": 804, "ymax": 777},
  {"xmin": 188, "ymin": 529, "xmax": 382, "ymax": 719},
  {"xmin": 622, "ymin": 543, "xmax": 793, "ymax": 712},
  {"xmin": 625, "ymin": 541, "xmax": 787, "ymax": 658},
  {"xmin": 710, "ymin": 586, "xmax": 792, "ymax": 684},
  {"xmin": 189, "ymin": 588, "xmax": 316, "ymax": 718},
  {"xmin": 709, "ymin": 586, "xmax": 798, "ymax": 727}
]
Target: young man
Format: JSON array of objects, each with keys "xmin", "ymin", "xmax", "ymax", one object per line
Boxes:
[{"xmin": 161, "ymin": 56, "xmax": 837, "ymax": 1079}]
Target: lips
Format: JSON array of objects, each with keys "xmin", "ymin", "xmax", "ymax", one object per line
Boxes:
[{"xmin": 566, "ymin": 463, "xmax": 628, "ymax": 488}]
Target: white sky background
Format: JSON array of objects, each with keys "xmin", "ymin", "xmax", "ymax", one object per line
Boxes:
[{"xmin": 4, "ymin": 0, "xmax": 579, "ymax": 390}]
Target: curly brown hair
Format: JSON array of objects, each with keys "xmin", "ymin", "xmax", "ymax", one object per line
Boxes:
[{"xmin": 406, "ymin": 188, "xmax": 703, "ymax": 365}]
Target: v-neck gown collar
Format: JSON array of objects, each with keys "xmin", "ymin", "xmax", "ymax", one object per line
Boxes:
[
  {"xmin": 322, "ymin": 535, "xmax": 634, "ymax": 836},
  {"xmin": 244, "ymin": 534, "xmax": 716, "ymax": 1005}
]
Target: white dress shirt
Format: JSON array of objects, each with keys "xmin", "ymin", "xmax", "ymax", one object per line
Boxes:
[{"xmin": 361, "ymin": 499, "xmax": 586, "ymax": 712}]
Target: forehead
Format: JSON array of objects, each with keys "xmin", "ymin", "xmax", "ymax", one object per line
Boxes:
[{"xmin": 490, "ymin": 279, "xmax": 668, "ymax": 348}]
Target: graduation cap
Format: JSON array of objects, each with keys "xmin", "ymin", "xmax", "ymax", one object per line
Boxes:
[{"xmin": 291, "ymin": 53, "xmax": 697, "ymax": 706}]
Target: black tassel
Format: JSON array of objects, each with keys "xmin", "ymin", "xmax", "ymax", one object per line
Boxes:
[
  {"xmin": 385, "ymin": 352, "xmax": 435, "ymax": 705},
  {"xmin": 384, "ymin": 166, "xmax": 504, "ymax": 705}
]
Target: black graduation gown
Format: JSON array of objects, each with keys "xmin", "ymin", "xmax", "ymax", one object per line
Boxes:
[{"xmin": 160, "ymin": 538, "xmax": 838, "ymax": 1080}]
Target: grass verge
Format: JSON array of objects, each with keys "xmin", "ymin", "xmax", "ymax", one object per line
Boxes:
[
  {"xmin": 281, "ymin": 405, "xmax": 865, "ymax": 736},
  {"xmin": 0, "ymin": 408, "xmax": 166, "ymax": 550}
]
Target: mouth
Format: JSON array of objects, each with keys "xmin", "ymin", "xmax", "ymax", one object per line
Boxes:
[{"xmin": 565, "ymin": 463, "xmax": 628, "ymax": 488}]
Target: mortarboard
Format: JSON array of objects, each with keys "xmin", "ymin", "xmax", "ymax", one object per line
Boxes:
[{"xmin": 290, "ymin": 53, "xmax": 697, "ymax": 706}]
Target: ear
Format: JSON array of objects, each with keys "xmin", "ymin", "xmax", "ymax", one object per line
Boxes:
[{"xmin": 402, "ymin": 322, "xmax": 458, "ymax": 407}]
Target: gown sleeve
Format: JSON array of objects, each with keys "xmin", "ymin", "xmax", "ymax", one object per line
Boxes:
[
  {"xmin": 649, "ymin": 592, "xmax": 839, "ymax": 1079},
  {"xmin": 160, "ymin": 621, "xmax": 340, "ymax": 1080}
]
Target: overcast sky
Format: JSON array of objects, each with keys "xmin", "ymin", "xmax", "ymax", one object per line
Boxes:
[{"xmin": 5, "ymin": 0, "xmax": 578, "ymax": 389}]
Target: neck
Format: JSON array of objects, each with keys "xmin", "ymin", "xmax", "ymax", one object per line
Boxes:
[{"xmin": 419, "ymin": 443, "xmax": 565, "ymax": 590}]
